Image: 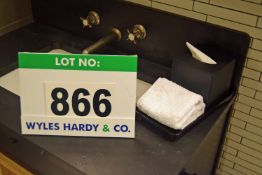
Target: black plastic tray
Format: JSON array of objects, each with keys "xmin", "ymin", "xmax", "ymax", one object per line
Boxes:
[{"xmin": 136, "ymin": 93, "xmax": 234, "ymax": 141}]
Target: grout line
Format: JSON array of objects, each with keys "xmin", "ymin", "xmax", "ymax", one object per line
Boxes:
[
  {"xmin": 242, "ymin": 74, "xmax": 261, "ymax": 82},
  {"xmin": 245, "ymin": 124, "xmax": 262, "ymax": 137},
  {"xmin": 249, "ymin": 38, "xmax": 253, "ymax": 47},
  {"xmin": 219, "ymin": 168, "xmax": 235, "ymax": 175},
  {"xmin": 240, "ymin": 78, "xmax": 262, "ymax": 91},
  {"xmin": 253, "ymin": 91, "xmax": 262, "ymax": 102},
  {"xmin": 226, "ymin": 139, "xmax": 262, "ymax": 160},
  {"xmin": 244, "ymin": 61, "xmax": 261, "ymax": 72},
  {"xmin": 244, "ymin": 120, "xmax": 247, "ymax": 129},
  {"xmin": 231, "ymin": 118, "xmax": 248, "ymax": 128},
  {"xmin": 153, "ymin": 1, "xmax": 262, "ymax": 41},
  {"xmin": 259, "ymin": 72, "xmax": 262, "ymax": 82},
  {"xmin": 152, "ymin": 1, "xmax": 262, "ymax": 40},
  {"xmin": 233, "ymin": 103, "xmax": 251, "ymax": 115},
  {"xmin": 223, "ymin": 144, "xmax": 239, "ymax": 156},
  {"xmin": 250, "ymin": 106, "xmax": 262, "ymax": 113},
  {"xmin": 232, "ymin": 162, "xmax": 236, "ymax": 169},
  {"xmin": 235, "ymin": 108, "xmax": 262, "ymax": 122},
  {"xmin": 241, "ymin": 137, "xmax": 262, "ymax": 154},
  {"xmin": 237, "ymin": 151, "xmax": 262, "ymax": 166},
  {"xmin": 220, "ymin": 161, "xmax": 234, "ymax": 169},
  {"xmin": 236, "ymin": 149, "xmax": 240, "ymax": 157},
  {"xmin": 246, "ymin": 57, "xmax": 262, "ymax": 63},
  {"xmin": 195, "ymin": 1, "xmax": 262, "ymax": 20},
  {"xmin": 152, "ymin": 0, "xmax": 208, "ymax": 16},
  {"xmin": 235, "ymin": 162, "xmax": 262, "ymax": 175},
  {"xmin": 238, "ymin": 89, "xmax": 255, "ymax": 99},
  {"xmin": 252, "ymin": 38, "xmax": 262, "ymax": 43},
  {"xmin": 240, "ymin": 0, "xmax": 262, "ymax": 5},
  {"xmin": 250, "ymin": 36, "xmax": 262, "ymax": 42},
  {"xmin": 255, "ymin": 16, "xmax": 260, "ymax": 27},
  {"xmin": 206, "ymin": 14, "xmax": 260, "ymax": 28}
]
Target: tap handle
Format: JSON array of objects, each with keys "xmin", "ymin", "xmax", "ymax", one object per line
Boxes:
[
  {"xmin": 80, "ymin": 11, "xmax": 100, "ymax": 28},
  {"xmin": 80, "ymin": 17, "xmax": 91, "ymax": 28},
  {"xmin": 127, "ymin": 25, "xmax": 147, "ymax": 44},
  {"xmin": 127, "ymin": 29, "xmax": 137, "ymax": 44}
]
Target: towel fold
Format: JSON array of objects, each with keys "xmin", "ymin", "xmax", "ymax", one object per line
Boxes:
[{"xmin": 137, "ymin": 78, "xmax": 205, "ymax": 130}]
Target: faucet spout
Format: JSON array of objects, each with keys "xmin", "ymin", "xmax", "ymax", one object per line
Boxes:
[{"xmin": 82, "ymin": 28, "xmax": 122, "ymax": 54}]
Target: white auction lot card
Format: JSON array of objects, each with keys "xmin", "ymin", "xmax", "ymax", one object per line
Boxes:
[{"xmin": 19, "ymin": 52, "xmax": 137, "ymax": 138}]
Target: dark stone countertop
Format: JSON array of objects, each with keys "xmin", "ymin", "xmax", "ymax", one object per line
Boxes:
[{"xmin": 0, "ymin": 23, "xmax": 230, "ymax": 175}]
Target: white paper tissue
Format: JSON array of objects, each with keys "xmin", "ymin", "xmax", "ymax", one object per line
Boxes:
[{"xmin": 186, "ymin": 42, "xmax": 217, "ymax": 64}]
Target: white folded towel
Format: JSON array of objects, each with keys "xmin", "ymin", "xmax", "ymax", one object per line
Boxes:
[{"xmin": 137, "ymin": 78, "xmax": 205, "ymax": 130}]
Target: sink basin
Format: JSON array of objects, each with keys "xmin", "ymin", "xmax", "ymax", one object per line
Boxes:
[{"xmin": 0, "ymin": 49, "xmax": 151, "ymax": 101}]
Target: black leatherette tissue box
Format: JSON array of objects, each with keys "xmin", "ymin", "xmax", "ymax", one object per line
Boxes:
[{"xmin": 171, "ymin": 50, "xmax": 236, "ymax": 107}]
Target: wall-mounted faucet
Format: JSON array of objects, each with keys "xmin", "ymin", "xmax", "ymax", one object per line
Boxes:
[
  {"xmin": 80, "ymin": 11, "xmax": 100, "ymax": 28},
  {"xmin": 127, "ymin": 24, "xmax": 147, "ymax": 44},
  {"xmin": 82, "ymin": 28, "xmax": 122, "ymax": 54},
  {"xmin": 81, "ymin": 20, "xmax": 146, "ymax": 53}
]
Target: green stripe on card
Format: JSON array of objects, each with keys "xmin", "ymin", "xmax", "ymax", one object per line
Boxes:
[{"xmin": 18, "ymin": 53, "xmax": 137, "ymax": 72}]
